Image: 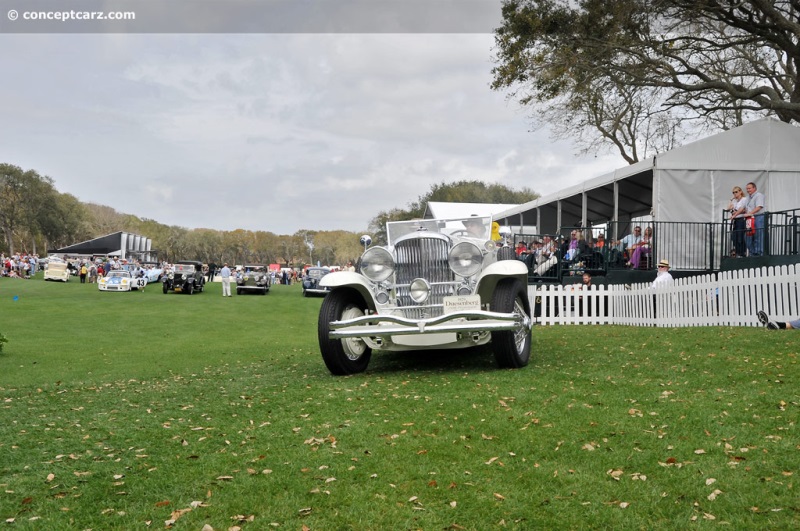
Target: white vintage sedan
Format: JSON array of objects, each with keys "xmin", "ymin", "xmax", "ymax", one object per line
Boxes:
[{"xmin": 98, "ymin": 270, "xmax": 147, "ymax": 292}]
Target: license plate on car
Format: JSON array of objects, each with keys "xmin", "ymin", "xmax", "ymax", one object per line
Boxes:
[{"xmin": 443, "ymin": 295, "xmax": 481, "ymax": 313}]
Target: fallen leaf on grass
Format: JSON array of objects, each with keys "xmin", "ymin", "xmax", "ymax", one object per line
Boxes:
[
  {"xmin": 46, "ymin": 473, "xmax": 55, "ymax": 482},
  {"xmin": 708, "ymin": 489, "xmax": 723, "ymax": 501},
  {"xmin": 493, "ymin": 493, "xmax": 505, "ymax": 501},
  {"xmin": 607, "ymin": 469, "xmax": 624, "ymax": 481}
]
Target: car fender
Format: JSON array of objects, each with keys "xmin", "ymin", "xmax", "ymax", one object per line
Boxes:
[
  {"xmin": 475, "ymin": 259, "xmax": 529, "ymax": 304},
  {"xmin": 320, "ymin": 271, "xmax": 378, "ymax": 311}
]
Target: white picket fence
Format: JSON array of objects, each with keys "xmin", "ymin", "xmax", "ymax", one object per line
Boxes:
[{"xmin": 528, "ymin": 264, "xmax": 800, "ymax": 327}]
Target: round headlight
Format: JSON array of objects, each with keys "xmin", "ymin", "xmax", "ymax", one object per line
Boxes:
[
  {"xmin": 361, "ymin": 247, "xmax": 394, "ymax": 282},
  {"xmin": 448, "ymin": 241, "xmax": 483, "ymax": 277},
  {"xmin": 409, "ymin": 278, "xmax": 431, "ymax": 303}
]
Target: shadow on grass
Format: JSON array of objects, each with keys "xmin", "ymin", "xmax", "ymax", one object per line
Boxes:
[{"xmin": 364, "ymin": 345, "xmax": 507, "ymax": 376}]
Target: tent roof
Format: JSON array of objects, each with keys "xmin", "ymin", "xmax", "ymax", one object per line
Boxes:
[
  {"xmin": 657, "ymin": 118, "xmax": 800, "ymax": 171},
  {"xmin": 424, "ymin": 202, "xmax": 519, "ymax": 220},
  {"xmin": 494, "ymin": 118, "xmax": 800, "ymax": 225}
]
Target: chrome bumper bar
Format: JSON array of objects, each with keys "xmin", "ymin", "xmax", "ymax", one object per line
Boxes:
[{"xmin": 328, "ymin": 310, "xmax": 531, "ymax": 339}]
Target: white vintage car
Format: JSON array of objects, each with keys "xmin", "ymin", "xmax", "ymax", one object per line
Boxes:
[
  {"xmin": 317, "ymin": 215, "xmax": 532, "ymax": 375},
  {"xmin": 98, "ymin": 270, "xmax": 147, "ymax": 292},
  {"xmin": 44, "ymin": 258, "xmax": 70, "ymax": 282}
]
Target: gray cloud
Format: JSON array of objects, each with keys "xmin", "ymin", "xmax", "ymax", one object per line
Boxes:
[{"xmin": 0, "ymin": 33, "xmax": 620, "ymax": 234}]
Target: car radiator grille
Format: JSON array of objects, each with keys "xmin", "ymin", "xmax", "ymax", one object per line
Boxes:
[{"xmin": 394, "ymin": 237, "xmax": 454, "ymax": 318}]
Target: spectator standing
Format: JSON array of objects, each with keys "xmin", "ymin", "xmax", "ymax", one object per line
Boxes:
[
  {"xmin": 220, "ymin": 263, "xmax": 232, "ymax": 297},
  {"xmin": 728, "ymin": 186, "xmax": 748, "ymax": 257},
  {"xmin": 745, "ymin": 182, "xmax": 766, "ymax": 256},
  {"xmin": 79, "ymin": 262, "xmax": 88, "ymax": 283}
]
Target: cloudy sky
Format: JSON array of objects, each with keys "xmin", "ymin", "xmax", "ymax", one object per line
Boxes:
[{"xmin": 1, "ymin": 2, "xmax": 621, "ymax": 235}]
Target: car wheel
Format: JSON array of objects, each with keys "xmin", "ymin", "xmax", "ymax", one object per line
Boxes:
[
  {"xmin": 261, "ymin": 288, "xmax": 267, "ymax": 295},
  {"xmin": 187, "ymin": 283, "xmax": 194, "ymax": 295},
  {"xmin": 318, "ymin": 289, "xmax": 372, "ymax": 375},
  {"xmin": 490, "ymin": 279, "xmax": 532, "ymax": 368},
  {"xmin": 162, "ymin": 283, "xmax": 169, "ymax": 294},
  {"xmin": 237, "ymin": 288, "xmax": 242, "ymax": 295},
  {"xmin": 303, "ymin": 289, "xmax": 308, "ymax": 297}
]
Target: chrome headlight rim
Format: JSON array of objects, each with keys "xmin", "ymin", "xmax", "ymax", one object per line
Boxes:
[
  {"xmin": 361, "ymin": 247, "xmax": 395, "ymax": 283},
  {"xmin": 448, "ymin": 241, "xmax": 483, "ymax": 277},
  {"xmin": 409, "ymin": 278, "xmax": 431, "ymax": 304}
]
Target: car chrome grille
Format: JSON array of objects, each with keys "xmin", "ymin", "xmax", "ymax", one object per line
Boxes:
[{"xmin": 394, "ymin": 236, "xmax": 454, "ymax": 318}]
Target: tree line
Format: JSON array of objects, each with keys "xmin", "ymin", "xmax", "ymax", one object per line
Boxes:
[{"xmin": 1, "ymin": 163, "xmax": 537, "ymax": 266}]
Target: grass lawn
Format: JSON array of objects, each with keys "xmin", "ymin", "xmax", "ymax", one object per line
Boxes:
[{"xmin": 0, "ymin": 274, "xmax": 797, "ymax": 529}]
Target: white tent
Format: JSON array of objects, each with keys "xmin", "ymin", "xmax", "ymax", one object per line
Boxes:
[
  {"xmin": 655, "ymin": 118, "xmax": 800, "ymax": 224},
  {"xmin": 424, "ymin": 201, "xmax": 519, "ymax": 220},
  {"xmin": 497, "ymin": 119, "xmax": 800, "ymax": 230},
  {"xmin": 494, "ymin": 118, "xmax": 800, "ymax": 269}
]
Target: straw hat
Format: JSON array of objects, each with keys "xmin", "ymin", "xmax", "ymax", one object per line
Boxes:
[{"xmin": 657, "ymin": 259, "xmax": 670, "ymax": 268}]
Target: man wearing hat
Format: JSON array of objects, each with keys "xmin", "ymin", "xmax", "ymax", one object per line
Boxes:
[{"xmin": 651, "ymin": 259, "xmax": 673, "ymax": 288}]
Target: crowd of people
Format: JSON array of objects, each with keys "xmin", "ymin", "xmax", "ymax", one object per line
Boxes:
[{"xmin": 1, "ymin": 253, "xmax": 40, "ymax": 278}]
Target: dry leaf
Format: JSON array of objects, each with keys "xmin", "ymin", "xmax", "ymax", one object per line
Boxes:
[
  {"xmin": 708, "ymin": 489, "xmax": 723, "ymax": 501},
  {"xmin": 493, "ymin": 493, "xmax": 505, "ymax": 501},
  {"xmin": 46, "ymin": 473, "xmax": 55, "ymax": 482},
  {"xmin": 694, "ymin": 449, "xmax": 706, "ymax": 455},
  {"xmin": 607, "ymin": 469, "xmax": 624, "ymax": 480},
  {"xmin": 705, "ymin": 478, "xmax": 716, "ymax": 486},
  {"xmin": 619, "ymin": 502, "xmax": 629, "ymax": 509}
]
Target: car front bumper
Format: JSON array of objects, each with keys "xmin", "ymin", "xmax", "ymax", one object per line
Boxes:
[{"xmin": 328, "ymin": 310, "xmax": 531, "ymax": 340}]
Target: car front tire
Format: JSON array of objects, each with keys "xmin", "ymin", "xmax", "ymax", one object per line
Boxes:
[
  {"xmin": 490, "ymin": 279, "xmax": 532, "ymax": 368},
  {"xmin": 318, "ymin": 289, "xmax": 372, "ymax": 375},
  {"xmin": 162, "ymin": 282, "xmax": 169, "ymax": 294},
  {"xmin": 186, "ymin": 283, "xmax": 194, "ymax": 295}
]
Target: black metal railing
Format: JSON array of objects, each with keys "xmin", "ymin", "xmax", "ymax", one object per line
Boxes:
[
  {"xmin": 722, "ymin": 207, "xmax": 800, "ymax": 258},
  {"xmin": 515, "ymin": 222, "xmax": 720, "ymax": 281}
]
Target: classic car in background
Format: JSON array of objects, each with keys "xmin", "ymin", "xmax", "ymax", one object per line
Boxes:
[
  {"xmin": 98, "ymin": 270, "xmax": 147, "ymax": 292},
  {"xmin": 43, "ymin": 258, "xmax": 70, "ymax": 282},
  {"xmin": 317, "ymin": 215, "xmax": 532, "ymax": 375},
  {"xmin": 302, "ymin": 267, "xmax": 331, "ymax": 297},
  {"xmin": 236, "ymin": 265, "xmax": 271, "ymax": 295},
  {"xmin": 162, "ymin": 260, "xmax": 205, "ymax": 294}
]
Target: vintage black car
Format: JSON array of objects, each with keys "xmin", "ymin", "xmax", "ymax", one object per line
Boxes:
[
  {"xmin": 163, "ymin": 260, "xmax": 205, "ymax": 294},
  {"xmin": 236, "ymin": 265, "xmax": 271, "ymax": 295},
  {"xmin": 303, "ymin": 267, "xmax": 331, "ymax": 297}
]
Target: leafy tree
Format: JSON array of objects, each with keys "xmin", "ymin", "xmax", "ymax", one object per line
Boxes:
[
  {"xmin": 0, "ymin": 163, "xmax": 60, "ymax": 255},
  {"xmin": 492, "ymin": 0, "xmax": 799, "ymax": 162}
]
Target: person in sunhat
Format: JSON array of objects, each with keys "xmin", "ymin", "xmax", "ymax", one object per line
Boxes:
[{"xmin": 651, "ymin": 259, "xmax": 673, "ymax": 288}]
